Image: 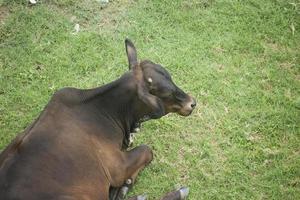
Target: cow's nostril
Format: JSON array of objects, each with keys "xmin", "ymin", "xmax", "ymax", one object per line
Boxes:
[{"xmin": 191, "ymin": 102, "xmax": 196, "ymax": 108}]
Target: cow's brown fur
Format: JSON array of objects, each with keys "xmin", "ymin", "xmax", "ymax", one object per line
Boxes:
[{"xmin": 0, "ymin": 39, "xmax": 196, "ymax": 200}]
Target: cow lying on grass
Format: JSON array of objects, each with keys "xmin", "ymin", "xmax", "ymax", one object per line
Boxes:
[{"xmin": 0, "ymin": 39, "xmax": 196, "ymax": 200}]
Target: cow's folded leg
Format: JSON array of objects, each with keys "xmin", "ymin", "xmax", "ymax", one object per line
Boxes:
[
  {"xmin": 109, "ymin": 181, "xmax": 132, "ymax": 200},
  {"xmin": 109, "ymin": 145, "xmax": 152, "ymax": 200},
  {"xmin": 111, "ymin": 180, "xmax": 132, "ymax": 200},
  {"xmin": 123, "ymin": 145, "xmax": 153, "ymax": 183},
  {"xmin": 109, "ymin": 186, "xmax": 122, "ymax": 200}
]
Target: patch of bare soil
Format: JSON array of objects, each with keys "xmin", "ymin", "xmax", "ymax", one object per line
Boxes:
[
  {"xmin": 71, "ymin": 0, "xmax": 135, "ymax": 32},
  {"xmin": 95, "ymin": 0, "xmax": 134, "ymax": 31},
  {"xmin": 0, "ymin": 6, "xmax": 10, "ymax": 25}
]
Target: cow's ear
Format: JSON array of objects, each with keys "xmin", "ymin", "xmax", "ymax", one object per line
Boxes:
[
  {"xmin": 126, "ymin": 39, "xmax": 165, "ymax": 118},
  {"xmin": 125, "ymin": 39, "xmax": 138, "ymax": 70},
  {"xmin": 137, "ymin": 81, "xmax": 166, "ymax": 119}
]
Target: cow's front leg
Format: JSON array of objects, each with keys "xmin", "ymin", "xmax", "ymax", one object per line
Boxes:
[
  {"xmin": 110, "ymin": 145, "xmax": 153, "ymax": 200},
  {"xmin": 124, "ymin": 144, "xmax": 153, "ymax": 182}
]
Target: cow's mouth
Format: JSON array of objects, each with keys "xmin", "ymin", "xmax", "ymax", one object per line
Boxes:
[
  {"xmin": 166, "ymin": 102, "xmax": 196, "ymax": 116},
  {"xmin": 177, "ymin": 108, "xmax": 194, "ymax": 116},
  {"xmin": 178, "ymin": 96, "xmax": 196, "ymax": 116}
]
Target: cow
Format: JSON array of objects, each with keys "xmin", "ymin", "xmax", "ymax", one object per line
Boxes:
[{"xmin": 0, "ymin": 39, "xmax": 196, "ymax": 200}]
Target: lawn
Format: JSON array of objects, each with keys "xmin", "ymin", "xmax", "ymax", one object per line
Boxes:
[{"xmin": 0, "ymin": 0, "xmax": 299, "ymax": 199}]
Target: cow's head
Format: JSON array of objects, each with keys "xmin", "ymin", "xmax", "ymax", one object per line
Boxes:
[{"xmin": 125, "ymin": 39, "xmax": 196, "ymax": 120}]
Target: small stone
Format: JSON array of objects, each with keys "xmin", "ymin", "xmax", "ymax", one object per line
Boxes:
[
  {"xmin": 98, "ymin": 0, "xmax": 109, "ymax": 4},
  {"xmin": 74, "ymin": 24, "xmax": 80, "ymax": 33},
  {"xmin": 29, "ymin": 0, "xmax": 37, "ymax": 4},
  {"xmin": 137, "ymin": 195, "xmax": 147, "ymax": 200}
]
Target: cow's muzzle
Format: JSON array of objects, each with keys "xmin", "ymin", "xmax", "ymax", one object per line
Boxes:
[{"xmin": 178, "ymin": 95, "xmax": 196, "ymax": 116}]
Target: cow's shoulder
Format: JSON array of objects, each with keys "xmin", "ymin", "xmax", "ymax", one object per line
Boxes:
[
  {"xmin": 0, "ymin": 133, "xmax": 25, "ymax": 166},
  {"xmin": 0, "ymin": 89, "xmax": 77, "ymax": 167},
  {"xmin": 0, "ymin": 117, "xmax": 38, "ymax": 168},
  {"xmin": 51, "ymin": 87, "xmax": 83, "ymax": 104}
]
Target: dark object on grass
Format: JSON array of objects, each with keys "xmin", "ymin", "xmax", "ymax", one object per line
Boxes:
[{"xmin": 0, "ymin": 39, "xmax": 196, "ymax": 200}]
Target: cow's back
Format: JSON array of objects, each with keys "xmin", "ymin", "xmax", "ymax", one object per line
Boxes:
[{"xmin": 0, "ymin": 93, "xmax": 110, "ymax": 200}]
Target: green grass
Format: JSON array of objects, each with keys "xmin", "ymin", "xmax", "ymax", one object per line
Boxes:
[{"xmin": 0, "ymin": 0, "xmax": 299, "ymax": 199}]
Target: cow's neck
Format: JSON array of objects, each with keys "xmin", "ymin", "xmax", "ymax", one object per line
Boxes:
[{"xmin": 81, "ymin": 72, "xmax": 149, "ymax": 146}]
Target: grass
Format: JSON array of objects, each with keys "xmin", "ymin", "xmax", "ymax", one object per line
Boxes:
[{"xmin": 0, "ymin": 0, "xmax": 299, "ymax": 199}]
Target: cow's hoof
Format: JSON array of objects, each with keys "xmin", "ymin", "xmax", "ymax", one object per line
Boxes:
[
  {"xmin": 179, "ymin": 187, "xmax": 189, "ymax": 200},
  {"xmin": 120, "ymin": 186, "xmax": 129, "ymax": 198},
  {"xmin": 137, "ymin": 194, "xmax": 147, "ymax": 200}
]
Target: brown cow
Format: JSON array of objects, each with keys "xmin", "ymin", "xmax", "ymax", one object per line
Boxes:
[{"xmin": 0, "ymin": 39, "xmax": 196, "ymax": 200}]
